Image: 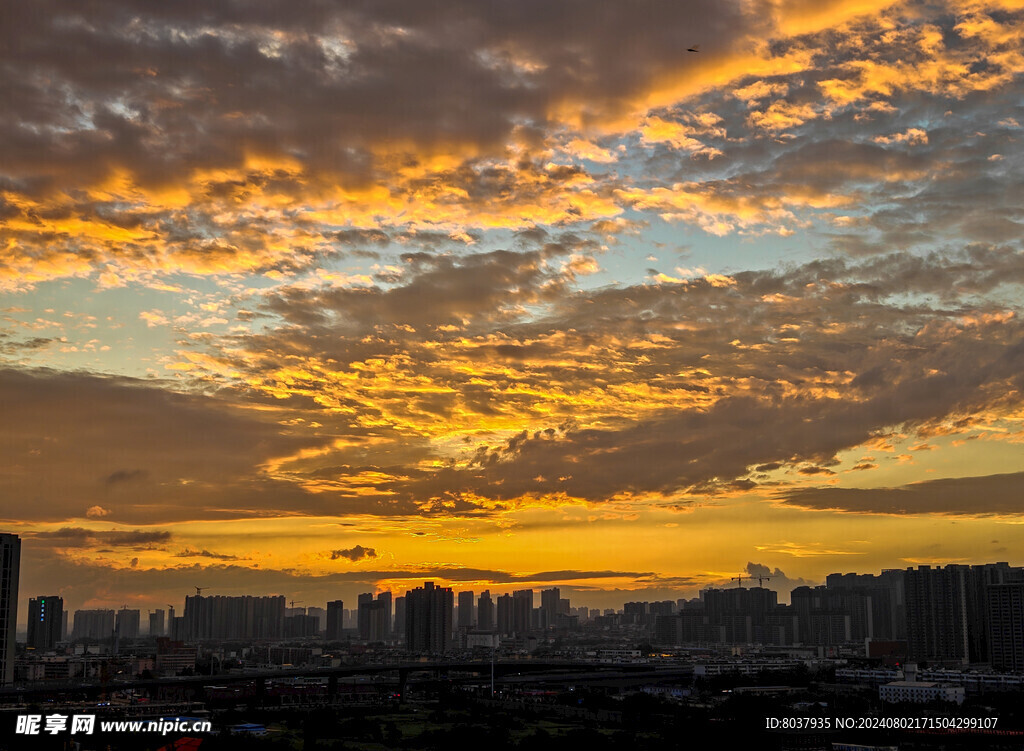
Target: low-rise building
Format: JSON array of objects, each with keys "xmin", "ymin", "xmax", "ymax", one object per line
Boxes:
[{"xmin": 879, "ymin": 680, "xmax": 965, "ymax": 705}]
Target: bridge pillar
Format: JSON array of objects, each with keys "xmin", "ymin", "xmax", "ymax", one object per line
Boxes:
[{"xmin": 398, "ymin": 667, "xmax": 409, "ymax": 702}]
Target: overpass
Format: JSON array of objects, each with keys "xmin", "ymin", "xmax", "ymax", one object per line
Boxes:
[{"xmin": 0, "ymin": 659, "xmax": 690, "ymax": 703}]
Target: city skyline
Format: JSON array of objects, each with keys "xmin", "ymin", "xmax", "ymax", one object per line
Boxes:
[
  {"xmin": 6, "ymin": 553, "xmax": 1024, "ymax": 632},
  {"xmin": 4, "ymin": 1, "xmax": 1024, "ymax": 620}
]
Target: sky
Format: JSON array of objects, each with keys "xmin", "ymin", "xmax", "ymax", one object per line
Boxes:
[{"xmin": 3, "ymin": 0, "xmax": 1024, "ymax": 623}]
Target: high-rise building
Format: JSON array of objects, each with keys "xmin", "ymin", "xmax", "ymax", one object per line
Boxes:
[
  {"xmin": 284, "ymin": 612, "xmax": 320, "ymax": 638},
  {"xmin": 0, "ymin": 534, "xmax": 19, "ymax": 687},
  {"xmin": 182, "ymin": 595, "xmax": 285, "ymax": 640},
  {"xmin": 540, "ymin": 587, "xmax": 559, "ymax": 629},
  {"xmin": 702, "ymin": 587, "xmax": 778, "ymax": 644},
  {"xmin": 72, "ymin": 609, "xmax": 115, "ymax": 640},
  {"xmin": 477, "ymin": 591, "xmax": 494, "ymax": 631},
  {"xmin": 988, "ymin": 581, "xmax": 1024, "ymax": 672},
  {"xmin": 27, "ymin": 595, "xmax": 63, "ymax": 651},
  {"xmin": 377, "ymin": 592, "xmax": 392, "ymax": 635},
  {"xmin": 149, "ymin": 609, "xmax": 166, "ymax": 637},
  {"xmin": 359, "ymin": 599, "xmax": 387, "ymax": 641},
  {"xmin": 790, "ymin": 587, "xmax": 850, "ymax": 646},
  {"xmin": 357, "ymin": 593, "xmax": 373, "ymax": 639},
  {"xmin": 903, "ymin": 563, "xmax": 1024, "ymax": 664},
  {"xmin": 326, "ymin": 600, "xmax": 345, "ymax": 640},
  {"xmin": 826, "ymin": 570, "xmax": 905, "ymax": 640},
  {"xmin": 496, "ymin": 593, "xmax": 513, "ymax": 635},
  {"xmin": 405, "ymin": 582, "xmax": 453, "ymax": 653},
  {"xmin": 394, "ymin": 596, "xmax": 406, "ymax": 639},
  {"xmin": 512, "ymin": 589, "xmax": 533, "ymax": 635},
  {"xmin": 458, "ymin": 590, "xmax": 475, "ymax": 629},
  {"xmin": 116, "ymin": 608, "xmax": 141, "ymax": 639},
  {"xmin": 307, "ymin": 606, "xmax": 326, "ymax": 634}
]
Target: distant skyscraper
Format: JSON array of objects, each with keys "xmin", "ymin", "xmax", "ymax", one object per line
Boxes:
[
  {"xmin": 359, "ymin": 599, "xmax": 387, "ymax": 641},
  {"xmin": 458, "ymin": 590, "xmax": 475, "ymax": 629},
  {"xmin": 0, "ymin": 534, "xmax": 19, "ymax": 686},
  {"xmin": 477, "ymin": 591, "xmax": 494, "ymax": 631},
  {"xmin": 357, "ymin": 593, "xmax": 373, "ymax": 639},
  {"xmin": 73, "ymin": 609, "xmax": 116, "ymax": 640},
  {"xmin": 512, "ymin": 589, "xmax": 533, "ymax": 634},
  {"xmin": 326, "ymin": 600, "xmax": 345, "ymax": 640},
  {"xmin": 377, "ymin": 591, "xmax": 392, "ymax": 635},
  {"xmin": 149, "ymin": 609, "xmax": 165, "ymax": 637},
  {"xmin": 394, "ymin": 596, "xmax": 406, "ymax": 639},
  {"xmin": 405, "ymin": 582, "xmax": 453, "ymax": 653},
  {"xmin": 307, "ymin": 606, "xmax": 326, "ymax": 634},
  {"xmin": 182, "ymin": 594, "xmax": 285, "ymax": 640},
  {"xmin": 27, "ymin": 596, "xmax": 63, "ymax": 651},
  {"xmin": 116, "ymin": 608, "xmax": 141, "ymax": 639},
  {"xmin": 541, "ymin": 587, "xmax": 559, "ymax": 629},
  {"xmin": 496, "ymin": 593, "xmax": 513, "ymax": 635}
]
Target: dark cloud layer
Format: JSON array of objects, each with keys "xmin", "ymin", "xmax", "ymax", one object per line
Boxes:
[
  {"xmin": 209, "ymin": 246, "xmax": 1024, "ymax": 512},
  {"xmin": 780, "ymin": 471, "xmax": 1024, "ymax": 516},
  {"xmin": 0, "ymin": 0, "xmax": 747, "ymax": 190},
  {"xmin": 5, "ymin": 244, "xmax": 1024, "ymax": 523},
  {"xmin": 330, "ymin": 545, "xmax": 377, "ymax": 562},
  {"xmin": 29, "ymin": 527, "xmax": 172, "ymax": 548},
  {"xmin": 0, "ymin": 368, "xmax": 326, "ymax": 522}
]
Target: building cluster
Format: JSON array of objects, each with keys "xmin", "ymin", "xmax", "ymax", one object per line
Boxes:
[
  {"xmin": 3, "ymin": 528, "xmax": 1024, "ymax": 689},
  {"xmin": 654, "ymin": 563, "xmax": 1024, "ymax": 671}
]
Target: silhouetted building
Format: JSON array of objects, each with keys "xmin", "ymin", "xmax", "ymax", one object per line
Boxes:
[
  {"xmin": 987, "ymin": 581, "xmax": 1024, "ymax": 671},
  {"xmin": 541, "ymin": 587, "xmax": 559, "ymax": 629},
  {"xmin": 496, "ymin": 593, "xmax": 513, "ymax": 635},
  {"xmin": 307, "ymin": 606, "xmax": 326, "ymax": 634},
  {"xmin": 149, "ymin": 609, "xmax": 165, "ymax": 637},
  {"xmin": 326, "ymin": 600, "xmax": 345, "ymax": 640},
  {"xmin": 477, "ymin": 591, "xmax": 494, "ymax": 631},
  {"xmin": 182, "ymin": 594, "xmax": 285, "ymax": 640},
  {"xmin": 904, "ymin": 563, "xmax": 1024, "ymax": 664},
  {"xmin": 790, "ymin": 587, "xmax": 851, "ymax": 646},
  {"xmin": 357, "ymin": 593, "xmax": 373, "ymax": 639},
  {"xmin": 359, "ymin": 599, "xmax": 387, "ymax": 641},
  {"xmin": 405, "ymin": 582, "xmax": 453, "ymax": 653},
  {"xmin": 377, "ymin": 592, "xmax": 392, "ymax": 635},
  {"xmin": 116, "ymin": 608, "xmax": 141, "ymax": 640},
  {"xmin": 72, "ymin": 609, "xmax": 115, "ymax": 640},
  {"xmin": 702, "ymin": 587, "xmax": 777, "ymax": 643},
  {"xmin": 0, "ymin": 534, "xmax": 19, "ymax": 686},
  {"xmin": 826, "ymin": 570, "xmax": 905, "ymax": 641},
  {"xmin": 285, "ymin": 613, "xmax": 320, "ymax": 638},
  {"xmin": 27, "ymin": 596, "xmax": 63, "ymax": 651},
  {"xmin": 512, "ymin": 589, "xmax": 533, "ymax": 635},
  {"xmin": 394, "ymin": 596, "xmax": 406, "ymax": 639},
  {"xmin": 458, "ymin": 591, "xmax": 475, "ymax": 629}
]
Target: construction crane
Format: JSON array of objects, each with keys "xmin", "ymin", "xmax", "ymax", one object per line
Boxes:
[
  {"xmin": 731, "ymin": 574, "xmax": 746, "ymax": 588},
  {"xmin": 755, "ymin": 575, "xmax": 772, "ymax": 588},
  {"xmin": 193, "ymin": 586, "xmax": 207, "ymax": 596},
  {"xmin": 288, "ymin": 600, "xmax": 304, "ymax": 609}
]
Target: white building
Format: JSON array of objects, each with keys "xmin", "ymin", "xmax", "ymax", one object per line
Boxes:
[{"xmin": 879, "ymin": 680, "xmax": 965, "ymax": 705}]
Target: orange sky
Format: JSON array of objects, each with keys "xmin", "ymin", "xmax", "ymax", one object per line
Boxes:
[{"xmin": 3, "ymin": 0, "xmax": 1024, "ymax": 621}]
